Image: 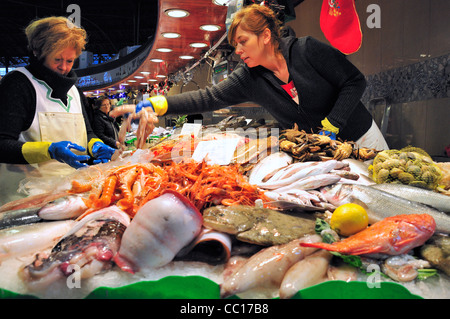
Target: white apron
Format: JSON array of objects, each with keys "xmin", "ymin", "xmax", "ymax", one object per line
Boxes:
[{"xmin": 15, "ymin": 67, "xmax": 88, "ymax": 177}]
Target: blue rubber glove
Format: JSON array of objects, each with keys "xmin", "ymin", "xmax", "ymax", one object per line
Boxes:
[
  {"xmin": 48, "ymin": 141, "xmax": 90, "ymax": 169},
  {"xmin": 91, "ymin": 142, "xmax": 115, "ymax": 164},
  {"xmin": 131, "ymin": 100, "xmax": 153, "ymax": 124},
  {"xmin": 319, "ymin": 130, "xmax": 337, "ymax": 140}
]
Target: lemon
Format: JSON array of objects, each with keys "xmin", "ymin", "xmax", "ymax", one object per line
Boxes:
[{"xmin": 330, "ymin": 203, "xmax": 369, "ymax": 237}]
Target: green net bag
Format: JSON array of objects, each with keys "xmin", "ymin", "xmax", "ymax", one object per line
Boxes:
[{"xmin": 370, "ymin": 146, "xmax": 442, "ymax": 190}]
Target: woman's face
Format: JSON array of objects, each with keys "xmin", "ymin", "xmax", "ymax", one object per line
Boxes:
[
  {"xmin": 233, "ymin": 26, "xmax": 268, "ymax": 68},
  {"xmin": 100, "ymin": 99, "xmax": 111, "ymax": 114},
  {"xmin": 43, "ymin": 47, "xmax": 77, "ymax": 76}
]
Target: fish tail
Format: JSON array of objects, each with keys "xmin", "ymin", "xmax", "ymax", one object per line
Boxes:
[{"xmin": 299, "ymin": 242, "xmax": 340, "ymax": 252}]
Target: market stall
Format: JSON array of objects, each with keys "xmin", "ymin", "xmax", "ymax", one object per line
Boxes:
[{"xmin": 0, "ymin": 119, "xmax": 449, "ymax": 300}]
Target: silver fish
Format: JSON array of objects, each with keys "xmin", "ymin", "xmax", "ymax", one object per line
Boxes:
[
  {"xmin": 257, "ymin": 160, "xmax": 339, "ymax": 189},
  {"xmin": 371, "ymin": 183, "xmax": 450, "ymax": 213},
  {"xmin": 321, "ymin": 183, "xmax": 450, "ymax": 234},
  {"xmin": 273, "ymin": 173, "xmax": 341, "ymax": 192},
  {"xmin": 0, "ymin": 207, "xmax": 42, "ymax": 230},
  {"xmin": 248, "ymin": 152, "xmax": 293, "ymax": 185}
]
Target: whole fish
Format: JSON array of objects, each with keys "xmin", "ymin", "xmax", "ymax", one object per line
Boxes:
[
  {"xmin": 273, "ymin": 173, "xmax": 341, "ymax": 192},
  {"xmin": 0, "ymin": 191, "xmax": 69, "ymax": 213},
  {"xmin": 203, "ymin": 205, "xmax": 316, "ymax": 246},
  {"xmin": 321, "ymin": 183, "xmax": 450, "ymax": 234},
  {"xmin": 371, "ymin": 183, "xmax": 450, "ymax": 213},
  {"xmin": 0, "ymin": 220, "xmax": 75, "ymax": 263},
  {"xmin": 248, "ymin": 152, "xmax": 293, "ymax": 185},
  {"xmin": 0, "ymin": 207, "xmax": 43, "ymax": 230},
  {"xmin": 19, "ymin": 206, "xmax": 130, "ymax": 291},
  {"xmin": 257, "ymin": 160, "xmax": 339, "ymax": 189},
  {"xmin": 301, "ymin": 214, "xmax": 436, "ymax": 256},
  {"xmin": 38, "ymin": 194, "xmax": 88, "ymax": 220}
]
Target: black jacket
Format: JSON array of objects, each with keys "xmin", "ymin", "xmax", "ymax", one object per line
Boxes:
[
  {"xmin": 0, "ymin": 56, "xmax": 97, "ymax": 164},
  {"xmin": 93, "ymin": 109, "xmax": 120, "ymax": 149},
  {"xmin": 166, "ymin": 36, "xmax": 372, "ymax": 141}
]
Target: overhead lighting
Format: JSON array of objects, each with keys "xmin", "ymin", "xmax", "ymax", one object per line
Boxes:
[
  {"xmin": 180, "ymin": 55, "xmax": 194, "ymax": 60},
  {"xmin": 140, "ymin": 71, "xmax": 150, "ymax": 75},
  {"xmin": 200, "ymin": 24, "xmax": 221, "ymax": 31},
  {"xmin": 156, "ymin": 48, "xmax": 173, "ymax": 53},
  {"xmin": 212, "ymin": 0, "xmax": 232, "ymax": 5},
  {"xmin": 128, "ymin": 80, "xmax": 136, "ymax": 82},
  {"xmin": 150, "ymin": 58, "xmax": 164, "ymax": 63},
  {"xmin": 162, "ymin": 32, "xmax": 181, "ymax": 39},
  {"xmin": 134, "ymin": 76, "xmax": 144, "ymax": 79},
  {"xmin": 165, "ymin": 9, "xmax": 189, "ymax": 18},
  {"xmin": 190, "ymin": 42, "xmax": 208, "ymax": 48},
  {"xmin": 149, "ymin": 79, "xmax": 157, "ymax": 82},
  {"xmin": 140, "ymin": 83, "xmax": 148, "ymax": 85},
  {"xmin": 156, "ymin": 75, "xmax": 166, "ymax": 78}
]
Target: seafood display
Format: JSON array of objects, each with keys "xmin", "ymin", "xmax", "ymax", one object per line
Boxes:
[
  {"xmin": 278, "ymin": 124, "xmax": 380, "ymax": 162},
  {"xmin": 0, "ymin": 122, "xmax": 449, "ymax": 299},
  {"xmin": 320, "ymin": 183, "xmax": 450, "ymax": 234}
]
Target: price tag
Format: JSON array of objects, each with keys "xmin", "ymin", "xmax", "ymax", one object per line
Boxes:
[
  {"xmin": 180, "ymin": 123, "xmax": 202, "ymax": 137},
  {"xmin": 192, "ymin": 138, "xmax": 240, "ymax": 165}
]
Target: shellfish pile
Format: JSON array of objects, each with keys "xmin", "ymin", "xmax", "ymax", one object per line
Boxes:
[
  {"xmin": 370, "ymin": 147, "xmax": 443, "ymax": 190},
  {"xmin": 279, "ymin": 124, "xmax": 379, "ymax": 162}
]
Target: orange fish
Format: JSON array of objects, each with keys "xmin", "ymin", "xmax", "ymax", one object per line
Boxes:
[{"xmin": 301, "ymin": 214, "xmax": 435, "ymax": 256}]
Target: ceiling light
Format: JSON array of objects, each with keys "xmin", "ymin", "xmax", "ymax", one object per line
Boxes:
[
  {"xmin": 190, "ymin": 42, "xmax": 208, "ymax": 48},
  {"xmin": 140, "ymin": 71, "xmax": 150, "ymax": 75},
  {"xmin": 134, "ymin": 76, "xmax": 144, "ymax": 79},
  {"xmin": 162, "ymin": 32, "xmax": 181, "ymax": 39},
  {"xmin": 200, "ymin": 24, "xmax": 221, "ymax": 31},
  {"xmin": 149, "ymin": 79, "xmax": 157, "ymax": 82},
  {"xmin": 165, "ymin": 9, "xmax": 189, "ymax": 18},
  {"xmin": 128, "ymin": 80, "xmax": 136, "ymax": 82},
  {"xmin": 140, "ymin": 83, "xmax": 148, "ymax": 85},
  {"xmin": 156, "ymin": 75, "xmax": 166, "ymax": 78},
  {"xmin": 150, "ymin": 58, "xmax": 164, "ymax": 63},
  {"xmin": 212, "ymin": 0, "xmax": 232, "ymax": 5},
  {"xmin": 156, "ymin": 48, "xmax": 173, "ymax": 53},
  {"xmin": 180, "ymin": 55, "xmax": 194, "ymax": 60}
]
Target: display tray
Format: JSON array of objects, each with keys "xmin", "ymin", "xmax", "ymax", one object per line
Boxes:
[{"xmin": 0, "ymin": 276, "xmax": 421, "ymax": 299}]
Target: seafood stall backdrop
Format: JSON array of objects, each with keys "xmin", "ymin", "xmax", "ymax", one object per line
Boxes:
[{"xmin": 0, "ymin": 117, "xmax": 450, "ymax": 299}]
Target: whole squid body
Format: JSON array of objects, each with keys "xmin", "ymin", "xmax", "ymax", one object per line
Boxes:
[
  {"xmin": 114, "ymin": 190, "xmax": 203, "ymax": 274},
  {"xmin": 19, "ymin": 206, "xmax": 130, "ymax": 291},
  {"xmin": 301, "ymin": 214, "xmax": 436, "ymax": 256},
  {"xmin": 321, "ymin": 183, "xmax": 450, "ymax": 234}
]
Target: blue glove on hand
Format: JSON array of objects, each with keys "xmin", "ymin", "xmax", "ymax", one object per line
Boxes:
[
  {"xmin": 91, "ymin": 142, "xmax": 115, "ymax": 164},
  {"xmin": 319, "ymin": 130, "xmax": 336, "ymax": 140},
  {"xmin": 135, "ymin": 100, "xmax": 153, "ymax": 114},
  {"xmin": 48, "ymin": 141, "xmax": 90, "ymax": 169}
]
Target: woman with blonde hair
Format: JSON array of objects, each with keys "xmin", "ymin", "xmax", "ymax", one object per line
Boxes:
[
  {"xmin": 0, "ymin": 16, "xmax": 115, "ymax": 176},
  {"xmin": 143, "ymin": 4, "xmax": 387, "ymax": 150}
]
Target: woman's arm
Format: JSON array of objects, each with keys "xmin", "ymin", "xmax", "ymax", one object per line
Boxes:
[{"xmin": 0, "ymin": 72, "xmax": 36, "ymax": 164}]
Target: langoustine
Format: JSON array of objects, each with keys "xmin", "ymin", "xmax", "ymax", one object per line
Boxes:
[
  {"xmin": 19, "ymin": 206, "xmax": 130, "ymax": 291},
  {"xmin": 114, "ymin": 190, "xmax": 203, "ymax": 274}
]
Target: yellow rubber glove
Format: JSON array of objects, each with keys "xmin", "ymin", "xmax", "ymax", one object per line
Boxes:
[
  {"xmin": 22, "ymin": 141, "xmax": 52, "ymax": 164},
  {"xmin": 321, "ymin": 117, "xmax": 340, "ymax": 134},
  {"xmin": 147, "ymin": 95, "xmax": 168, "ymax": 116}
]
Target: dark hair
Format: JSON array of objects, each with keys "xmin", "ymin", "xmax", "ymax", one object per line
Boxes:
[{"xmin": 95, "ymin": 96, "xmax": 109, "ymax": 110}]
